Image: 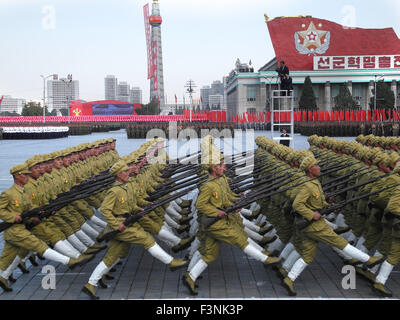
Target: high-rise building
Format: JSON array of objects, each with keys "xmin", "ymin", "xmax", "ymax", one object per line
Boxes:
[
  {"xmin": 200, "ymin": 86, "xmax": 211, "ymax": 109},
  {"xmin": 47, "ymin": 75, "xmax": 79, "ymax": 112},
  {"xmin": 0, "ymin": 95, "xmax": 26, "ymax": 114},
  {"xmin": 211, "ymin": 80, "xmax": 224, "ymax": 96},
  {"xmin": 117, "ymin": 82, "xmax": 130, "ymax": 102},
  {"xmin": 209, "ymin": 94, "xmax": 223, "ymax": 109},
  {"xmin": 105, "ymin": 75, "xmax": 118, "ymax": 100},
  {"xmin": 130, "ymin": 87, "xmax": 142, "ymax": 104}
]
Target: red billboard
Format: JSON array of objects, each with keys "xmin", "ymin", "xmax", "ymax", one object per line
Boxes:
[{"xmin": 266, "ymin": 17, "xmax": 400, "ymax": 71}]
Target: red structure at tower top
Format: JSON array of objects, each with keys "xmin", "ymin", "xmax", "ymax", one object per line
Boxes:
[{"xmin": 149, "ymin": 15, "xmax": 162, "ymax": 26}]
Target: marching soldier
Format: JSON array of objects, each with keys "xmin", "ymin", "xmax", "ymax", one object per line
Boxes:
[
  {"xmin": 373, "ymin": 161, "xmax": 400, "ymax": 297},
  {"xmin": 82, "ymin": 159, "xmax": 188, "ymax": 300},
  {"xmin": 0, "ymin": 164, "xmax": 92, "ymax": 292},
  {"xmin": 282, "ymin": 156, "xmax": 386, "ymax": 296},
  {"xmin": 182, "ymin": 141, "xmax": 280, "ymax": 296}
]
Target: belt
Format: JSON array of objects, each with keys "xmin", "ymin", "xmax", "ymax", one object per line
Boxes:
[{"xmin": 112, "ymin": 213, "xmax": 130, "ymax": 219}]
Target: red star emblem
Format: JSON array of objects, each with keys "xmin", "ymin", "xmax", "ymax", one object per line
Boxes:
[
  {"xmin": 72, "ymin": 108, "xmax": 82, "ymax": 116},
  {"xmin": 308, "ymin": 32, "xmax": 317, "ymax": 41}
]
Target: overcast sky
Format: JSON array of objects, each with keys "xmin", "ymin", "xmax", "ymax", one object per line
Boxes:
[{"xmin": 1, "ymin": 0, "xmax": 400, "ymax": 104}]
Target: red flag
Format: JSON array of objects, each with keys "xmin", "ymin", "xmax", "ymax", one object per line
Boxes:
[
  {"xmin": 394, "ymin": 110, "xmax": 400, "ymax": 121},
  {"xmin": 372, "ymin": 110, "xmax": 377, "ymax": 121},
  {"xmin": 266, "ymin": 17, "xmax": 400, "ymax": 71},
  {"xmin": 174, "ymin": 94, "xmax": 177, "ymax": 104},
  {"xmin": 334, "ymin": 110, "xmax": 339, "ymax": 121}
]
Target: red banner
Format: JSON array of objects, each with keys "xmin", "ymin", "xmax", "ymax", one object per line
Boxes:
[{"xmin": 266, "ymin": 17, "xmax": 400, "ymax": 71}]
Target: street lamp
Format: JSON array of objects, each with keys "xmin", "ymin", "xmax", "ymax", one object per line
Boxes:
[
  {"xmin": 61, "ymin": 75, "xmax": 73, "ymax": 124},
  {"xmin": 374, "ymin": 74, "xmax": 385, "ymax": 111},
  {"xmin": 40, "ymin": 74, "xmax": 55, "ymax": 123},
  {"xmin": 185, "ymin": 80, "xmax": 196, "ymax": 122}
]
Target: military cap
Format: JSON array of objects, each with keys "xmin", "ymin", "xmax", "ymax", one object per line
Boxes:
[
  {"xmin": 25, "ymin": 156, "xmax": 43, "ymax": 169},
  {"xmin": 373, "ymin": 152, "xmax": 388, "ymax": 166},
  {"xmin": 110, "ymin": 160, "xmax": 130, "ymax": 176},
  {"xmin": 292, "ymin": 151, "xmax": 303, "ymax": 163},
  {"xmin": 10, "ymin": 164, "xmax": 31, "ymax": 175},
  {"xmin": 53, "ymin": 151, "xmax": 63, "ymax": 159},
  {"xmin": 356, "ymin": 135, "xmax": 365, "ymax": 143},
  {"xmin": 59, "ymin": 149, "xmax": 71, "ymax": 157},
  {"xmin": 284, "ymin": 151, "xmax": 295, "ymax": 162},
  {"xmin": 393, "ymin": 161, "xmax": 400, "ymax": 174},
  {"xmin": 202, "ymin": 144, "xmax": 223, "ymax": 169},
  {"xmin": 307, "ymin": 135, "xmax": 318, "ymax": 144},
  {"xmin": 255, "ymin": 136, "xmax": 264, "ymax": 147},
  {"xmin": 388, "ymin": 153, "xmax": 400, "ymax": 167},
  {"xmin": 300, "ymin": 156, "xmax": 318, "ymax": 172}
]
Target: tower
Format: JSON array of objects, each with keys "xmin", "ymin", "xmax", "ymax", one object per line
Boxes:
[{"xmin": 144, "ymin": 0, "xmax": 165, "ymax": 112}]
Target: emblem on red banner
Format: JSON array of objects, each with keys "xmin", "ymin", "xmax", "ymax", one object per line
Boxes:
[{"xmin": 295, "ymin": 21, "xmax": 330, "ymax": 56}]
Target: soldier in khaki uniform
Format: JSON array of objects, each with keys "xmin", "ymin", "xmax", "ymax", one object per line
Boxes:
[
  {"xmin": 0, "ymin": 164, "xmax": 92, "ymax": 292},
  {"xmin": 282, "ymin": 156, "xmax": 386, "ymax": 296},
  {"xmin": 371, "ymin": 160, "xmax": 400, "ymax": 297},
  {"xmin": 182, "ymin": 143, "xmax": 280, "ymax": 296},
  {"xmin": 82, "ymin": 160, "xmax": 188, "ymax": 300},
  {"xmin": 124, "ymin": 157, "xmax": 194, "ymax": 253}
]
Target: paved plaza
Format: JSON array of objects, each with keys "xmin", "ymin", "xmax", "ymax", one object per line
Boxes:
[{"xmin": 0, "ymin": 130, "xmax": 398, "ymax": 300}]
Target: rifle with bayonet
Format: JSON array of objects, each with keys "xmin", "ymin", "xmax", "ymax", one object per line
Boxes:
[
  {"xmin": 98, "ymin": 184, "xmax": 199, "ymax": 242},
  {"xmin": 325, "ymin": 172, "xmax": 391, "ymax": 200},
  {"xmin": 0, "ymin": 178, "xmax": 115, "ymax": 233}
]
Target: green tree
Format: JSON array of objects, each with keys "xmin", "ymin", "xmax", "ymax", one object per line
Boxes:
[
  {"xmin": 298, "ymin": 76, "xmax": 317, "ymax": 110},
  {"xmin": 0, "ymin": 111, "xmax": 20, "ymax": 116},
  {"xmin": 59, "ymin": 108, "xmax": 69, "ymax": 116},
  {"xmin": 21, "ymin": 101, "xmax": 43, "ymax": 116},
  {"xmin": 136, "ymin": 98, "xmax": 160, "ymax": 115},
  {"xmin": 334, "ymin": 83, "xmax": 358, "ymax": 110},
  {"xmin": 369, "ymin": 80, "xmax": 395, "ymax": 110}
]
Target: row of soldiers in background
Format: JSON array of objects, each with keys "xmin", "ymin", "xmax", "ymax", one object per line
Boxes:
[
  {"xmin": 356, "ymin": 134, "xmax": 400, "ymax": 151},
  {"xmin": 0, "ymin": 138, "xmax": 119, "ymax": 292},
  {"xmin": 307, "ymin": 134, "xmax": 400, "ymax": 297}
]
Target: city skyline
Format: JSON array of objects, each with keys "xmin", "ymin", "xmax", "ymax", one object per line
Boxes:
[{"xmin": 1, "ymin": 0, "xmax": 400, "ymax": 105}]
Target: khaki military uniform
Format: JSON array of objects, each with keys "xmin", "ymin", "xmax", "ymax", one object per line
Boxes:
[
  {"xmin": 100, "ymin": 181, "xmax": 155, "ymax": 268},
  {"xmin": 196, "ymin": 177, "xmax": 248, "ymax": 265},
  {"xmin": 0, "ymin": 184, "xmax": 49, "ymax": 271},
  {"xmin": 293, "ymin": 180, "xmax": 348, "ymax": 264},
  {"xmin": 384, "ymin": 185, "xmax": 400, "ymax": 265}
]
